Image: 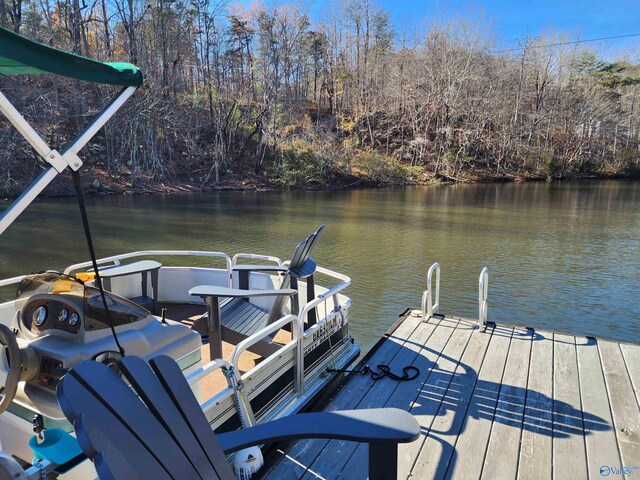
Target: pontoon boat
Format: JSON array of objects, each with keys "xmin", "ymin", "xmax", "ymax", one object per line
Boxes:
[{"xmin": 0, "ymin": 27, "xmax": 359, "ymax": 478}]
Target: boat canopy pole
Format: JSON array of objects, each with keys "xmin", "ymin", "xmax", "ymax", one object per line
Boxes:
[{"xmin": 0, "ymin": 85, "xmax": 138, "ymax": 236}]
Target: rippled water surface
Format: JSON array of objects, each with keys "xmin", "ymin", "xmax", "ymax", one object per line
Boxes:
[{"xmin": 2, "ymin": 181, "xmax": 639, "ymax": 352}]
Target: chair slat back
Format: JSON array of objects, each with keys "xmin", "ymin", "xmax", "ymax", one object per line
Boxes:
[
  {"xmin": 288, "ymin": 224, "xmax": 324, "ymax": 275},
  {"xmin": 148, "ymin": 355, "xmax": 235, "ymax": 477},
  {"xmin": 118, "ymin": 357, "xmax": 224, "ymax": 479},
  {"xmin": 59, "ymin": 372, "xmax": 173, "ymax": 480},
  {"xmin": 77, "ymin": 413, "xmax": 169, "ymax": 480},
  {"xmin": 268, "ymin": 225, "xmax": 324, "ymax": 323},
  {"xmin": 58, "ymin": 357, "xmax": 234, "ymax": 480}
]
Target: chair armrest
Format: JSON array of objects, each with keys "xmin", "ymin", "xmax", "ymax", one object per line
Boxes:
[
  {"xmin": 232, "ymin": 265, "xmax": 288, "ymax": 273},
  {"xmin": 216, "ymin": 408, "xmax": 420, "ymax": 453},
  {"xmin": 189, "ymin": 285, "xmax": 297, "ymax": 299}
]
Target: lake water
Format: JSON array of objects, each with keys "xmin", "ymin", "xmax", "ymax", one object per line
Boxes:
[{"xmin": 1, "ymin": 180, "xmax": 639, "ymax": 353}]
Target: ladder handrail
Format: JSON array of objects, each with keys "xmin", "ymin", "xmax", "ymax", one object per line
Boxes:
[
  {"xmin": 422, "ymin": 262, "xmax": 440, "ymax": 322},
  {"xmin": 479, "ymin": 267, "xmax": 489, "ymax": 332}
]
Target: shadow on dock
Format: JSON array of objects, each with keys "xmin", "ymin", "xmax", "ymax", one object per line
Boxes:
[
  {"xmin": 261, "ymin": 316, "xmax": 635, "ymax": 480},
  {"xmin": 412, "ymin": 346, "xmax": 608, "ymax": 437},
  {"xmin": 408, "ymin": 341, "xmax": 610, "ymax": 478}
]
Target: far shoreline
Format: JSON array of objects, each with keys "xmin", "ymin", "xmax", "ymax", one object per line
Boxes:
[{"xmin": 1, "ymin": 168, "xmax": 638, "ymax": 202}]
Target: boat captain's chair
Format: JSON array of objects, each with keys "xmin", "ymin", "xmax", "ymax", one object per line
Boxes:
[{"xmin": 189, "ymin": 226, "xmax": 325, "ymax": 359}]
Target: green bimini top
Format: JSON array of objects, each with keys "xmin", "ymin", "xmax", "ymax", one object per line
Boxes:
[{"xmin": 0, "ymin": 26, "xmax": 142, "ymax": 87}]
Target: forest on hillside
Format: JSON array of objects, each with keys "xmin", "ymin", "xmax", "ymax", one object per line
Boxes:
[{"xmin": 1, "ymin": 0, "xmax": 639, "ymax": 196}]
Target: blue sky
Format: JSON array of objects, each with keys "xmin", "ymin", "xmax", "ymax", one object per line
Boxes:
[{"xmin": 306, "ymin": 0, "xmax": 640, "ymax": 57}]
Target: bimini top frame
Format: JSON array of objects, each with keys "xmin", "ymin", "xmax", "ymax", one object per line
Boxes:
[{"xmin": 0, "ymin": 26, "xmax": 143, "ymax": 236}]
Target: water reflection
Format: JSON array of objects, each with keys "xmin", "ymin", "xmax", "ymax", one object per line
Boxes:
[{"xmin": 1, "ymin": 180, "xmax": 639, "ymax": 351}]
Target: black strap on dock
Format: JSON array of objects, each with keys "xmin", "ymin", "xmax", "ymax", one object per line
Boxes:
[{"xmin": 327, "ymin": 364, "xmax": 420, "ymax": 382}]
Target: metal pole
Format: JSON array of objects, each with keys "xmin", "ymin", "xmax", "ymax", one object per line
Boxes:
[
  {"xmin": 422, "ymin": 262, "xmax": 440, "ymax": 322},
  {"xmin": 479, "ymin": 267, "xmax": 489, "ymax": 332},
  {"xmin": 295, "ymin": 310, "xmax": 305, "ymax": 395},
  {"xmin": 0, "ymin": 86, "xmax": 138, "ymax": 236},
  {"xmin": 0, "ymin": 167, "xmax": 58, "ymax": 236},
  {"xmin": 63, "ymin": 86, "xmax": 137, "ymax": 157},
  {"xmin": 0, "ymin": 90, "xmax": 54, "ymax": 159}
]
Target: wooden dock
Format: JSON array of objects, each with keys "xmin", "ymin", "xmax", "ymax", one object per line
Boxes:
[{"xmin": 260, "ymin": 311, "xmax": 640, "ymax": 479}]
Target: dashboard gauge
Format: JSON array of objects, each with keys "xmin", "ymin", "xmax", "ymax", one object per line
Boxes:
[
  {"xmin": 69, "ymin": 312, "xmax": 80, "ymax": 327},
  {"xmin": 33, "ymin": 306, "xmax": 47, "ymax": 326},
  {"xmin": 58, "ymin": 308, "xmax": 69, "ymax": 323}
]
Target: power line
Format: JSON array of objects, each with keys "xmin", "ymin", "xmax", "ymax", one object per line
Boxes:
[{"xmin": 492, "ymin": 33, "xmax": 640, "ymax": 54}]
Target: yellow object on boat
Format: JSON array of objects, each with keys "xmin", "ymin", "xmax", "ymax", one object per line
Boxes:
[
  {"xmin": 51, "ymin": 278, "xmax": 76, "ymax": 294},
  {"xmin": 75, "ymin": 272, "xmax": 96, "ymax": 282}
]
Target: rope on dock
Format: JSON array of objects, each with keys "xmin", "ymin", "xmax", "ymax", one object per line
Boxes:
[{"xmin": 327, "ymin": 364, "xmax": 420, "ymax": 382}]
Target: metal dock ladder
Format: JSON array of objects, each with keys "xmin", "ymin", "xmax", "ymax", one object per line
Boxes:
[{"xmin": 421, "ymin": 262, "xmax": 490, "ymax": 332}]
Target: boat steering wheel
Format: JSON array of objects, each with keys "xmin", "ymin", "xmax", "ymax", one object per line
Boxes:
[{"xmin": 0, "ymin": 324, "xmax": 22, "ymax": 414}]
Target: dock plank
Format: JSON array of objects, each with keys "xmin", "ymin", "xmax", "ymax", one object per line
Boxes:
[
  {"xmin": 481, "ymin": 327, "xmax": 533, "ymax": 480},
  {"xmin": 394, "ymin": 317, "xmax": 476, "ymax": 479},
  {"xmin": 262, "ymin": 314, "xmax": 423, "ymax": 479},
  {"xmin": 443, "ymin": 324, "xmax": 514, "ymax": 479},
  {"xmin": 301, "ymin": 315, "xmax": 448, "ymax": 479},
  {"xmin": 575, "ymin": 337, "xmax": 621, "ymax": 477},
  {"xmin": 409, "ymin": 323, "xmax": 494, "ymax": 479},
  {"xmin": 619, "ymin": 343, "xmax": 640, "ymax": 409},
  {"xmin": 599, "ymin": 340, "xmax": 640, "ymax": 468},
  {"xmin": 517, "ymin": 330, "xmax": 553, "ymax": 480},
  {"xmin": 552, "ymin": 334, "xmax": 587, "ymax": 480}
]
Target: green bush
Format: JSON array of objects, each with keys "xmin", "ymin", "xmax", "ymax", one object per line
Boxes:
[
  {"xmin": 544, "ymin": 156, "xmax": 563, "ymax": 180},
  {"xmin": 522, "ymin": 152, "xmax": 553, "ymax": 176},
  {"xmin": 272, "ymin": 139, "xmax": 344, "ymax": 187},
  {"xmin": 355, "ymin": 151, "xmax": 410, "ymax": 185}
]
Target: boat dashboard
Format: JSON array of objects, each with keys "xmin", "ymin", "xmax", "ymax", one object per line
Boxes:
[
  {"xmin": 16, "ymin": 272, "xmax": 150, "ymax": 339},
  {"xmin": 22, "ymin": 298, "xmax": 81, "ymax": 335},
  {"xmin": 7, "ymin": 272, "xmax": 202, "ymax": 418}
]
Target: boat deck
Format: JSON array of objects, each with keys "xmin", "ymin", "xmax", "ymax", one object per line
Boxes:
[
  {"xmin": 260, "ymin": 311, "xmax": 640, "ymax": 479},
  {"xmin": 163, "ymin": 302, "xmax": 293, "ymax": 399}
]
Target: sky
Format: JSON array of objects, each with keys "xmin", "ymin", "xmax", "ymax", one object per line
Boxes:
[{"xmin": 305, "ymin": 0, "xmax": 640, "ymax": 59}]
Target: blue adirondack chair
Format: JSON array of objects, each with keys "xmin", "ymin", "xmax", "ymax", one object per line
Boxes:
[{"xmin": 57, "ymin": 355, "xmax": 420, "ymax": 480}]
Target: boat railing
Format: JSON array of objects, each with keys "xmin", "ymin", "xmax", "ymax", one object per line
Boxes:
[
  {"xmin": 296, "ymin": 269, "xmax": 351, "ymax": 324},
  {"xmin": 0, "ymin": 275, "xmax": 26, "ymax": 288},
  {"xmin": 186, "ymin": 358, "xmax": 231, "ymax": 387},
  {"xmin": 188, "ymin": 276, "xmax": 350, "ymax": 425},
  {"xmin": 232, "ymin": 253, "xmax": 283, "ymax": 267},
  {"xmin": 479, "ymin": 267, "xmax": 489, "ymax": 332},
  {"xmin": 184, "ymin": 357, "xmax": 235, "ymax": 425},
  {"xmin": 311, "ymin": 265, "xmax": 351, "ymax": 309},
  {"xmin": 195, "ymin": 264, "xmax": 350, "ymax": 412},
  {"xmin": 280, "ymin": 262, "xmax": 351, "ymax": 312},
  {"xmin": 295, "ymin": 269, "xmax": 351, "ymax": 395},
  {"xmin": 183, "ymin": 314, "xmax": 301, "ymax": 429},
  {"xmin": 229, "ymin": 314, "xmax": 301, "ymax": 426},
  {"xmin": 63, "ymin": 250, "xmax": 234, "ymax": 287},
  {"xmin": 422, "ymin": 262, "xmax": 441, "ymax": 322}
]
